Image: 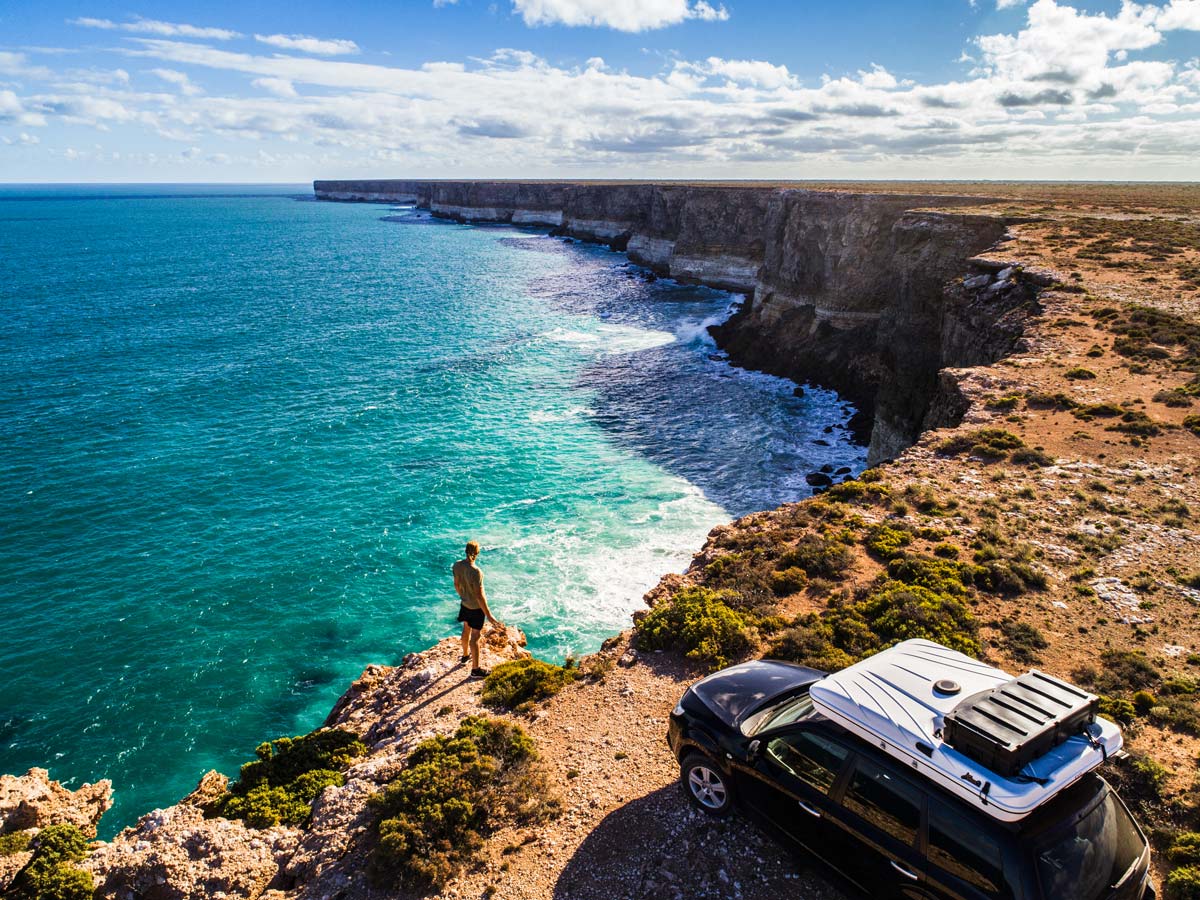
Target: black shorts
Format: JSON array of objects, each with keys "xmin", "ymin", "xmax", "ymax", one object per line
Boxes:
[{"xmin": 456, "ymin": 604, "xmax": 484, "ymax": 631}]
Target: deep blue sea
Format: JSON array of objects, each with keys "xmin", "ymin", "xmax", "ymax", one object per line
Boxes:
[{"xmin": 0, "ymin": 184, "xmax": 865, "ymax": 835}]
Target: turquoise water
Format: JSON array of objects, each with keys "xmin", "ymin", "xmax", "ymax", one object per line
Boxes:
[{"xmin": 0, "ymin": 184, "xmax": 865, "ymax": 835}]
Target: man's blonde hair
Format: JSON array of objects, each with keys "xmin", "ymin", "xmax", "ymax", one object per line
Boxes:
[{"xmin": 465, "ymin": 540, "xmax": 480, "ymax": 558}]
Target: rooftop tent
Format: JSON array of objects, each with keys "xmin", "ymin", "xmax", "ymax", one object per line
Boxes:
[{"xmin": 809, "ymin": 639, "xmax": 1122, "ymax": 822}]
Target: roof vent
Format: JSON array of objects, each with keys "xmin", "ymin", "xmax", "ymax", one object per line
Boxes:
[{"xmin": 934, "ymin": 679, "xmax": 962, "ymax": 695}]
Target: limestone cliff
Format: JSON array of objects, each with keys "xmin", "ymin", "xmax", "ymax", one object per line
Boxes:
[{"xmin": 314, "ymin": 180, "xmax": 1038, "ymax": 462}]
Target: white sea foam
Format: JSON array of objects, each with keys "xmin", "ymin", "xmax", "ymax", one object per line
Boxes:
[{"xmin": 543, "ymin": 322, "xmax": 675, "ymax": 355}]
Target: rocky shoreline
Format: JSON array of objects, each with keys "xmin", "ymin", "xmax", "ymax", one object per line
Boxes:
[{"xmin": 6, "ymin": 182, "xmax": 1200, "ymax": 899}]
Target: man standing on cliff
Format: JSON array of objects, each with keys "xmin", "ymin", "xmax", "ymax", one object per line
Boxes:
[{"xmin": 453, "ymin": 541, "xmax": 502, "ymax": 678}]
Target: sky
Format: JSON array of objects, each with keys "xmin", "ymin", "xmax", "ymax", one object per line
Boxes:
[{"xmin": 2, "ymin": 0, "xmax": 1200, "ymax": 181}]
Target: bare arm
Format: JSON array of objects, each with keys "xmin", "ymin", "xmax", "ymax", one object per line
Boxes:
[{"xmin": 477, "ymin": 572, "xmax": 501, "ymax": 626}]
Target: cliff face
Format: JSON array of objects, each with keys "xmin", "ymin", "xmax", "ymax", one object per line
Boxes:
[{"xmin": 313, "ymin": 180, "xmax": 1038, "ymax": 462}]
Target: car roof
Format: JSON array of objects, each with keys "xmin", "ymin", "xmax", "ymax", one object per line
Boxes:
[{"xmin": 798, "ymin": 713, "xmax": 1108, "ymax": 839}]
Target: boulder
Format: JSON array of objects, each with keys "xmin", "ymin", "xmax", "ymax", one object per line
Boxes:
[
  {"xmin": 83, "ymin": 804, "xmax": 299, "ymax": 900},
  {"xmin": 804, "ymin": 472, "xmax": 833, "ymax": 487},
  {"xmin": 0, "ymin": 768, "xmax": 112, "ymax": 838}
]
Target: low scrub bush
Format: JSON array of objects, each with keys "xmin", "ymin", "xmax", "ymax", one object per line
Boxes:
[
  {"xmin": 0, "ymin": 831, "xmax": 32, "ymax": 856},
  {"xmin": 1166, "ymin": 866, "xmax": 1200, "ymax": 900},
  {"xmin": 369, "ymin": 716, "xmax": 557, "ymax": 891},
  {"xmin": 1011, "ymin": 447, "xmax": 1055, "ymax": 467},
  {"xmin": 1025, "ymin": 391, "xmax": 1078, "ymax": 410},
  {"xmin": 1076, "ymin": 650, "xmax": 1161, "ymax": 696},
  {"xmin": 771, "ymin": 566, "xmax": 809, "ymax": 596},
  {"xmin": 214, "ymin": 729, "xmax": 366, "ymax": 828},
  {"xmin": 937, "ymin": 428, "xmax": 1025, "ymax": 460},
  {"xmin": 999, "ymin": 620, "xmax": 1049, "ymax": 664},
  {"xmin": 863, "ymin": 523, "xmax": 913, "ymax": 561},
  {"xmin": 776, "ymin": 533, "xmax": 855, "ymax": 580},
  {"xmin": 1065, "ymin": 367, "xmax": 1098, "ymax": 380},
  {"xmin": 887, "ymin": 554, "xmax": 972, "ymax": 598},
  {"xmin": 480, "ymin": 658, "xmax": 578, "ymax": 712},
  {"xmin": 1170, "ymin": 834, "xmax": 1200, "ymax": 867},
  {"xmin": 1185, "ymin": 415, "xmax": 1200, "ymax": 437},
  {"xmin": 636, "ymin": 586, "xmax": 754, "ymax": 670},
  {"xmin": 5, "ymin": 824, "xmax": 93, "ymax": 900},
  {"xmin": 773, "ymin": 581, "xmax": 980, "ymax": 670}
]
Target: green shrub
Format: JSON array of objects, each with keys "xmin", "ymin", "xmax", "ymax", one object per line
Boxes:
[
  {"xmin": 1185, "ymin": 415, "xmax": 1200, "ymax": 437},
  {"xmin": 1167, "ymin": 866, "xmax": 1200, "ymax": 900},
  {"xmin": 1065, "ymin": 367, "xmax": 1098, "ymax": 380},
  {"xmin": 999, "ymin": 621, "xmax": 1049, "ymax": 664},
  {"xmin": 851, "ymin": 583, "xmax": 980, "ymax": 657},
  {"xmin": 636, "ymin": 587, "xmax": 754, "ymax": 670},
  {"xmin": 1099, "ymin": 696, "xmax": 1137, "ymax": 724},
  {"xmin": 771, "ymin": 567, "xmax": 809, "ymax": 596},
  {"xmin": 825, "ymin": 480, "xmax": 869, "ymax": 502},
  {"xmin": 1170, "ymin": 834, "xmax": 1200, "ymax": 867},
  {"xmin": 985, "ymin": 395, "xmax": 1022, "ymax": 411},
  {"xmin": 214, "ymin": 729, "xmax": 366, "ymax": 828},
  {"xmin": 5, "ymin": 825, "xmax": 93, "ymax": 900},
  {"xmin": 887, "ymin": 554, "xmax": 972, "ymax": 597},
  {"xmin": 702, "ymin": 552, "xmax": 775, "ymax": 602},
  {"xmin": 480, "ymin": 658, "xmax": 578, "ymax": 711},
  {"xmin": 1133, "ymin": 690, "xmax": 1160, "ymax": 715},
  {"xmin": 369, "ymin": 716, "xmax": 555, "ymax": 891},
  {"xmin": 1077, "ymin": 650, "xmax": 1161, "ymax": 696},
  {"xmin": 937, "ymin": 428, "xmax": 1025, "ymax": 460},
  {"xmin": 864, "ymin": 523, "xmax": 913, "ymax": 561},
  {"xmin": 932, "ymin": 542, "xmax": 960, "ymax": 559},
  {"xmin": 776, "ymin": 534, "xmax": 855, "ymax": 579},
  {"xmin": 1025, "ymin": 391, "xmax": 1078, "ymax": 410},
  {"xmin": 1011, "ymin": 447, "xmax": 1055, "ymax": 467},
  {"xmin": 0, "ymin": 831, "xmax": 32, "ymax": 856}
]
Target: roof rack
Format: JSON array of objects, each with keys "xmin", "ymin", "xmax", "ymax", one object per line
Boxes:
[{"xmin": 809, "ymin": 640, "xmax": 1121, "ymax": 822}]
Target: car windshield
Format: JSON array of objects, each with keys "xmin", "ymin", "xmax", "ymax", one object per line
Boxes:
[
  {"xmin": 1034, "ymin": 789, "xmax": 1144, "ymax": 900},
  {"xmin": 740, "ymin": 692, "xmax": 815, "ymax": 736}
]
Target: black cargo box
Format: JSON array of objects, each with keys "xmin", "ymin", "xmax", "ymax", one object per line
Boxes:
[{"xmin": 943, "ymin": 671, "xmax": 1099, "ymax": 778}]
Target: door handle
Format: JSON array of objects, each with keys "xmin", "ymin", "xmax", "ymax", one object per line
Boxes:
[
  {"xmin": 797, "ymin": 800, "xmax": 822, "ymax": 818},
  {"xmin": 890, "ymin": 860, "xmax": 919, "ymax": 881}
]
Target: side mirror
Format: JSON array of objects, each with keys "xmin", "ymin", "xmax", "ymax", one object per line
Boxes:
[{"xmin": 747, "ymin": 739, "xmax": 761, "ymax": 760}]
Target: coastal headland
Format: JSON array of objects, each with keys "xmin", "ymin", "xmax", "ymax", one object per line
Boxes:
[{"xmin": 4, "ymin": 180, "xmax": 1200, "ymax": 900}]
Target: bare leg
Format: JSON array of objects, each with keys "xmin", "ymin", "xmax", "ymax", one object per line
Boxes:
[
  {"xmin": 460, "ymin": 623, "xmax": 470, "ymax": 660},
  {"xmin": 469, "ymin": 627, "xmax": 482, "ymax": 671}
]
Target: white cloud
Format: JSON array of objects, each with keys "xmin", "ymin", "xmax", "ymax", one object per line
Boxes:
[
  {"xmin": 1, "ymin": 131, "xmax": 40, "ymax": 145},
  {"xmin": 6, "ymin": 0, "xmax": 1200, "ymax": 178},
  {"xmin": 253, "ymin": 77, "xmax": 299, "ymax": 97},
  {"xmin": 149, "ymin": 68, "xmax": 203, "ymax": 95},
  {"xmin": 509, "ymin": 0, "xmax": 728, "ymax": 31},
  {"xmin": 996, "ymin": 0, "xmax": 1026, "ymax": 9},
  {"xmin": 254, "ymin": 34, "xmax": 360, "ymax": 56},
  {"xmin": 858, "ymin": 63, "xmax": 898, "ymax": 89},
  {"xmin": 1156, "ymin": 0, "xmax": 1200, "ymax": 30},
  {"xmin": 68, "ymin": 16, "xmax": 242, "ymax": 40}
]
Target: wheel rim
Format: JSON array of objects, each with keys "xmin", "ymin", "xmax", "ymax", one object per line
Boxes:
[{"xmin": 687, "ymin": 765, "xmax": 727, "ymax": 809}]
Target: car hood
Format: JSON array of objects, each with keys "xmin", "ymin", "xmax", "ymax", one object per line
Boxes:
[{"xmin": 690, "ymin": 659, "xmax": 825, "ymax": 726}]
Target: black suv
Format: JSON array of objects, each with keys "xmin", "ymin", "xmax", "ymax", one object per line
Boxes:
[{"xmin": 667, "ymin": 659, "xmax": 1154, "ymax": 900}]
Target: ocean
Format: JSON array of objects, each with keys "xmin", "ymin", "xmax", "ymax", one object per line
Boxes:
[{"xmin": 0, "ymin": 184, "xmax": 865, "ymax": 835}]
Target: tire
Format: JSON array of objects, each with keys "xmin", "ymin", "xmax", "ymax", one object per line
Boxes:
[{"xmin": 680, "ymin": 752, "xmax": 734, "ymax": 817}]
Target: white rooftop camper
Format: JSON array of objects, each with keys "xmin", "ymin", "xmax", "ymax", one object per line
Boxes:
[{"xmin": 809, "ymin": 639, "xmax": 1123, "ymax": 822}]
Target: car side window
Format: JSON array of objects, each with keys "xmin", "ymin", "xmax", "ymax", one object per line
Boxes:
[
  {"xmin": 928, "ymin": 800, "xmax": 1010, "ymax": 898},
  {"xmin": 764, "ymin": 731, "xmax": 850, "ymax": 794},
  {"xmin": 842, "ymin": 757, "xmax": 922, "ymax": 846}
]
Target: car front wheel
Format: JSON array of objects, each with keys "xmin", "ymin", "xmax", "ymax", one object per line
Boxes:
[{"xmin": 681, "ymin": 752, "xmax": 734, "ymax": 817}]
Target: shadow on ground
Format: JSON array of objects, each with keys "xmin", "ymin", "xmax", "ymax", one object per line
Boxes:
[{"xmin": 553, "ymin": 785, "xmax": 844, "ymax": 900}]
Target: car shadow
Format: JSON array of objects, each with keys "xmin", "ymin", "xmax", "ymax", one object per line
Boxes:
[{"xmin": 552, "ymin": 784, "xmax": 848, "ymax": 900}]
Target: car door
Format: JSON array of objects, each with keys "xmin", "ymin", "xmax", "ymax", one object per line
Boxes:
[
  {"xmin": 921, "ymin": 798, "xmax": 1016, "ymax": 900},
  {"xmin": 819, "ymin": 753, "xmax": 930, "ymax": 898},
  {"xmin": 740, "ymin": 727, "xmax": 853, "ymax": 857}
]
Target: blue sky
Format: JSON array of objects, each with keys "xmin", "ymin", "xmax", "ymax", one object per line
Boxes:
[{"xmin": 2, "ymin": 0, "xmax": 1199, "ymax": 181}]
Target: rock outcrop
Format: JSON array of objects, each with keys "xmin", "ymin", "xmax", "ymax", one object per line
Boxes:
[
  {"xmin": 314, "ymin": 180, "xmax": 1041, "ymax": 463},
  {"xmin": 0, "ymin": 767, "xmax": 112, "ymax": 837}
]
